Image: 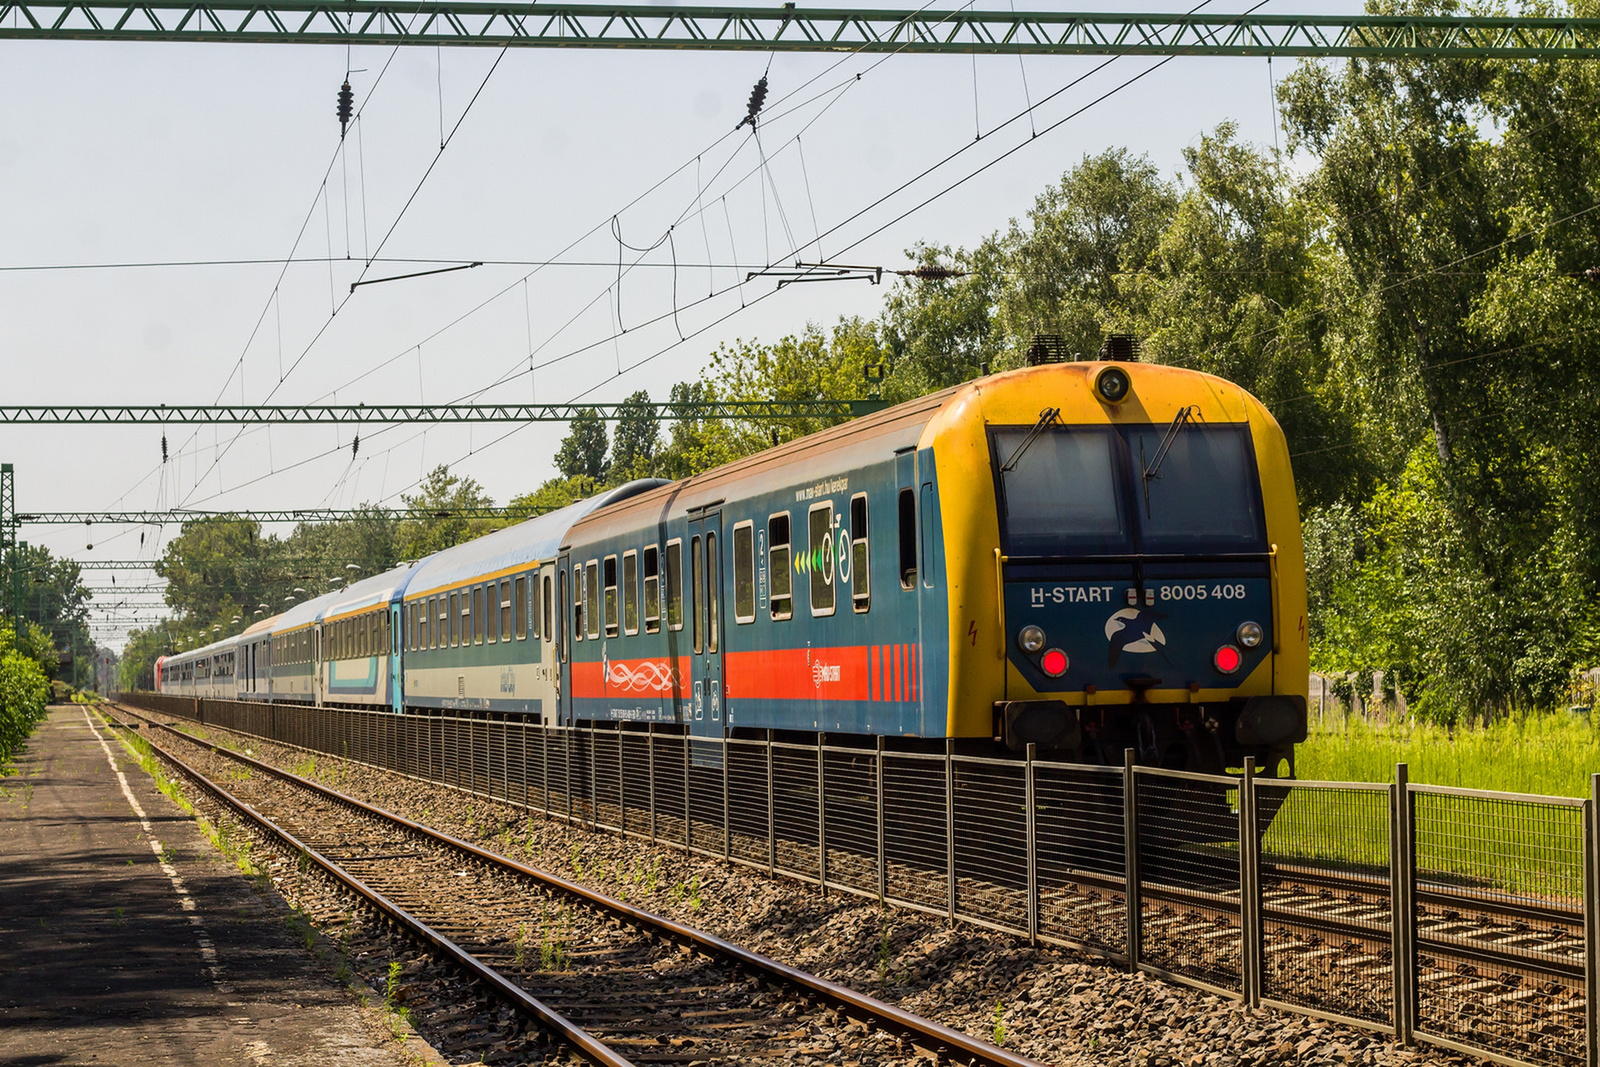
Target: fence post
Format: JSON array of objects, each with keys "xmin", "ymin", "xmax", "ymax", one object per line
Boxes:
[
  {"xmin": 817, "ymin": 732, "xmax": 828, "ymax": 896},
  {"xmin": 648, "ymin": 727, "xmax": 657, "ymax": 843},
  {"xmin": 683, "ymin": 730, "xmax": 691, "ymax": 850},
  {"xmin": 876, "ymin": 736, "xmax": 887, "ymax": 904},
  {"xmin": 946, "ymin": 738, "xmax": 957, "ymax": 925},
  {"xmin": 566, "ymin": 727, "xmax": 574, "ymax": 824},
  {"xmin": 1240, "ymin": 756, "xmax": 1262, "ymax": 1007},
  {"xmin": 723, "ymin": 734, "xmax": 732, "ymax": 860},
  {"xmin": 1392, "ymin": 762, "xmax": 1416, "ymax": 1045},
  {"xmin": 1025, "ymin": 742, "xmax": 1038, "ymax": 945},
  {"xmin": 540, "ymin": 714, "xmax": 549, "ymax": 814},
  {"xmin": 766, "ymin": 731, "xmax": 777, "ymax": 876},
  {"xmin": 1123, "ymin": 747, "xmax": 1140, "ymax": 973},
  {"xmin": 619, "ymin": 723, "xmax": 627, "ymax": 837},
  {"xmin": 1585, "ymin": 772, "xmax": 1598, "ymax": 1067}
]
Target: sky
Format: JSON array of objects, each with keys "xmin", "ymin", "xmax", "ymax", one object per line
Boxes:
[{"xmin": 0, "ymin": 2, "xmax": 1353, "ymax": 648}]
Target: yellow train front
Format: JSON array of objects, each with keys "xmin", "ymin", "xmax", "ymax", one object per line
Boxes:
[
  {"xmin": 561, "ymin": 353, "xmax": 1308, "ymax": 777},
  {"xmin": 932, "ymin": 357, "xmax": 1308, "ymax": 775}
]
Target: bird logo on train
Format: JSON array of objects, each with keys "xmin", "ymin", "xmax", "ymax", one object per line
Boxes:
[{"xmin": 1104, "ymin": 608, "xmax": 1169, "ymax": 667}]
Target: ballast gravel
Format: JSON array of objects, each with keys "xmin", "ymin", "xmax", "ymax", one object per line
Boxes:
[{"xmin": 160, "ymin": 718, "xmax": 1480, "ymax": 1067}]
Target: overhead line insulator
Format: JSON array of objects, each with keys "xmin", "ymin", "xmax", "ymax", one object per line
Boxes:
[
  {"xmin": 337, "ymin": 79, "xmax": 355, "ymax": 138},
  {"xmin": 736, "ymin": 75, "xmax": 768, "ymax": 132}
]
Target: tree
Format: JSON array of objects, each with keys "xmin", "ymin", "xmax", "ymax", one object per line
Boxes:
[
  {"xmin": 555, "ymin": 409, "xmax": 610, "ymax": 483},
  {"xmin": 609, "ymin": 390, "xmax": 661, "ymax": 484},
  {"xmin": 396, "ymin": 466, "xmax": 503, "ymax": 560}
]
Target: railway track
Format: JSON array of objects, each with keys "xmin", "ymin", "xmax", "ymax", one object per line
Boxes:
[
  {"xmin": 111, "ymin": 699, "xmax": 1588, "ymax": 1066},
  {"xmin": 102, "ymin": 703, "xmax": 1044, "ymax": 1067}
]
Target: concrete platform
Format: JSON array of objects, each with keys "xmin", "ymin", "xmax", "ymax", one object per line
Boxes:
[{"xmin": 0, "ymin": 705, "xmax": 443, "ymax": 1067}]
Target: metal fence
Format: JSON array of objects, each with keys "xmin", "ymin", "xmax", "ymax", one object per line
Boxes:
[{"xmin": 122, "ymin": 693, "xmax": 1600, "ymax": 1067}]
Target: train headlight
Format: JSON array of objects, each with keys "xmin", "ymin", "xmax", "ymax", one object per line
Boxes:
[
  {"xmin": 1214, "ymin": 645, "xmax": 1243, "ymax": 674},
  {"xmin": 1235, "ymin": 621, "xmax": 1264, "ymax": 649},
  {"xmin": 1018, "ymin": 625, "xmax": 1046, "ymax": 653},
  {"xmin": 1040, "ymin": 648, "xmax": 1070, "ymax": 677},
  {"xmin": 1093, "ymin": 366, "xmax": 1131, "ymax": 404}
]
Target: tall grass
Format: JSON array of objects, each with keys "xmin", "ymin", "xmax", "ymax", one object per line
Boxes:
[
  {"xmin": 1265, "ymin": 712, "xmax": 1597, "ymax": 897},
  {"xmin": 1297, "ymin": 711, "xmax": 1600, "ymax": 798}
]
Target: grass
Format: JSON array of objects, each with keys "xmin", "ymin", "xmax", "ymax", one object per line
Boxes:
[
  {"xmin": 1257, "ymin": 712, "xmax": 1597, "ymax": 898},
  {"xmin": 1298, "ymin": 711, "xmax": 1600, "ymax": 797}
]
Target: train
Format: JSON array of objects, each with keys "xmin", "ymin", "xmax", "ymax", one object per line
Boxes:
[{"xmin": 154, "ymin": 356, "xmax": 1309, "ymax": 776}]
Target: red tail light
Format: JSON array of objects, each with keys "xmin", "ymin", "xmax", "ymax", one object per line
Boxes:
[
  {"xmin": 1214, "ymin": 644, "xmax": 1243, "ymax": 674},
  {"xmin": 1040, "ymin": 648, "xmax": 1069, "ymax": 677}
]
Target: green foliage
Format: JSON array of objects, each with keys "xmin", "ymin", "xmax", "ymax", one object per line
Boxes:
[
  {"xmin": 396, "ymin": 466, "xmax": 502, "ymax": 561},
  {"xmin": 554, "ymin": 408, "xmax": 610, "ymax": 482},
  {"xmin": 0, "ymin": 622, "xmax": 52, "ymax": 765},
  {"xmin": 608, "ymin": 390, "xmax": 661, "ymax": 483}
]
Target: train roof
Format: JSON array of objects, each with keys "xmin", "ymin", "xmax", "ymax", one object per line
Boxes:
[
  {"xmin": 321, "ymin": 561, "xmax": 428, "ymax": 622},
  {"xmin": 567, "ymin": 388, "xmax": 960, "ymax": 542},
  {"xmin": 273, "ymin": 589, "xmax": 342, "ymax": 632},
  {"xmin": 241, "ymin": 612, "xmax": 281, "ymax": 637},
  {"xmin": 403, "ymin": 479, "xmax": 667, "ymax": 597}
]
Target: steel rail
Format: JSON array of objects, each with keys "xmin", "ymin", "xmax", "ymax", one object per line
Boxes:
[
  {"xmin": 1, "ymin": 2, "xmax": 1599, "ymax": 57},
  {"xmin": 98, "ymin": 712, "xmax": 634, "ymax": 1067},
  {"xmin": 0, "ymin": 400, "xmax": 885, "ymax": 424},
  {"xmin": 108, "ymin": 703, "xmax": 1051, "ymax": 1067}
]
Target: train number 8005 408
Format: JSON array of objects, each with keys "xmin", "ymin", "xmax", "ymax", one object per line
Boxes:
[{"xmin": 1159, "ymin": 584, "xmax": 1247, "ymax": 601}]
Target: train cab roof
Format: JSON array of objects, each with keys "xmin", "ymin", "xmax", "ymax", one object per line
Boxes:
[{"xmin": 403, "ymin": 479, "xmax": 667, "ymax": 598}]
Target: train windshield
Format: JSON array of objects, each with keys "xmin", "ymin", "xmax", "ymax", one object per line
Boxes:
[
  {"xmin": 1126, "ymin": 424, "xmax": 1264, "ymax": 550},
  {"xmin": 994, "ymin": 427, "xmax": 1128, "ymax": 555},
  {"xmin": 994, "ymin": 423, "xmax": 1265, "ymax": 556}
]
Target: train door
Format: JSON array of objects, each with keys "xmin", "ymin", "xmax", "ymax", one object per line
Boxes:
[
  {"xmin": 896, "ymin": 452, "xmax": 926, "ymax": 731},
  {"xmin": 390, "ymin": 600, "xmax": 404, "ymax": 714},
  {"xmin": 557, "ymin": 553, "xmax": 572, "ymax": 726},
  {"xmin": 313, "ymin": 623, "xmax": 324, "ymax": 707},
  {"xmin": 539, "ymin": 563, "xmax": 557, "ymax": 726},
  {"xmin": 687, "ymin": 511, "xmax": 724, "ymax": 741}
]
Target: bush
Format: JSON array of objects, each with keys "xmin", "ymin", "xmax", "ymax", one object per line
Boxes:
[{"xmin": 0, "ymin": 624, "xmax": 52, "ymax": 765}]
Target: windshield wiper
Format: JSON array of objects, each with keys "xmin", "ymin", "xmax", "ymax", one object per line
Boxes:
[
  {"xmin": 1000, "ymin": 407, "xmax": 1062, "ymax": 473},
  {"xmin": 1140, "ymin": 405, "xmax": 1197, "ymax": 518},
  {"xmin": 1143, "ymin": 405, "xmax": 1198, "ymax": 483}
]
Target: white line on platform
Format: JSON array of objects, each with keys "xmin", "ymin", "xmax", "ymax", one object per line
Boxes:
[{"xmin": 81, "ymin": 707, "xmax": 233, "ymax": 996}]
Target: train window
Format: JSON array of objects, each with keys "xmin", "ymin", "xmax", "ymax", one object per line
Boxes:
[
  {"xmin": 542, "ymin": 573, "xmax": 553, "ymax": 642},
  {"xmin": 665, "ymin": 540, "xmax": 683, "ymax": 631},
  {"xmin": 437, "ymin": 596, "xmax": 447, "ymax": 649},
  {"xmin": 470, "ymin": 586, "xmax": 483, "ymax": 645},
  {"xmin": 603, "ymin": 556, "xmax": 619, "ymax": 638},
  {"xmin": 920, "ymin": 483, "xmax": 937, "ymax": 588},
  {"xmin": 768, "ymin": 514, "xmax": 792, "ymax": 620},
  {"xmin": 558, "ymin": 569, "xmax": 569, "ymax": 661},
  {"xmin": 574, "ymin": 565, "xmax": 584, "ymax": 643},
  {"xmin": 514, "ymin": 576, "xmax": 528, "ymax": 640},
  {"xmin": 850, "ymin": 493, "xmax": 870, "ymax": 613},
  {"xmin": 643, "ymin": 546, "xmax": 661, "ymax": 633},
  {"xmin": 732, "ymin": 522, "xmax": 755, "ymax": 624},
  {"xmin": 993, "ymin": 426, "xmax": 1126, "ymax": 555},
  {"xmin": 485, "ymin": 584, "xmax": 498, "ymax": 644},
  {"xmin": 501, "ymin": 579, "xmax": 513, "ymax": 642},
  {"xmin": 898, "ymin": 489, "xmax": 917, "ymax": 590},
  {"xmin": 622, "ymin": 551, "xmax": 638, "ymax": 636},
  {"xmin": 808, "ymin": 503, "xmax": 835, "ymax": 617},
  {"xmin": 449, "ymin": 592, "xmax": 460, "ymax": 646},
  {"xmin": 406, "ymin": 603, "xmax": 415, "ymax": 651},
  {"xmin": 705, "ymin": 531, "xmax": 719, "ymax": 654},
  {"xmin": 1122, "ymin": 425, "xmax": 1264, "ymax": 551},
  {"xmin": 691, "ymin": 535, "xmax": 703, "ymax": 655},
  {"xmin": 585, "ymin": 561, "xmax": 601, "ymax": 639}
]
